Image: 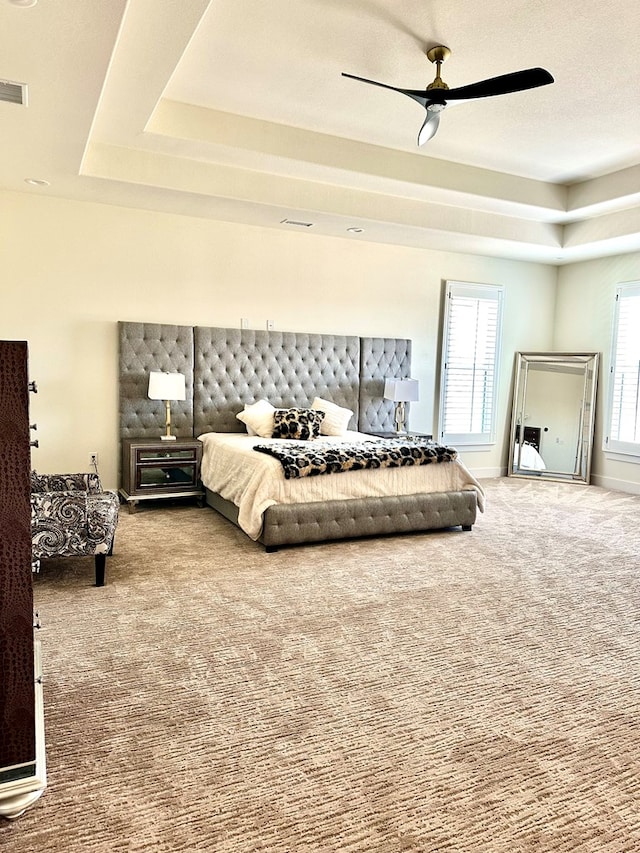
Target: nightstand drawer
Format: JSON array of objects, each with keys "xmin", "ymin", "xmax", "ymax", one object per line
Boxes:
[
  {"xmin": 136, "ymin": 462, "xmax": 198, "ymax": 491},
  {"xmin": 137, "ymin": 447, "xmax": 197, "ymax": 462}
]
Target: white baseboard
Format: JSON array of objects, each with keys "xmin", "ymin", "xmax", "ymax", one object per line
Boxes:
[
  {"xmin": 470, "ymin": 466, "xmax": 505, "ymax": 479},
  {"xmin": 591, "ymin": 474, "xmax": 640, "ymax": 495}
]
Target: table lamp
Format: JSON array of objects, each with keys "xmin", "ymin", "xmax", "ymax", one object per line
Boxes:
[
  {"xmin": 148, "ymin": 371, "xmax": 186, "ymax": 441},
  {"xmin": 384, "ymin": 378, "xmax": 419, "ymax": 433}
]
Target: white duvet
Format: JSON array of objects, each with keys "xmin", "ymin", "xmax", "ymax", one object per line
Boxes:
[
  {"xmin": 198, "ymin": 431, "xmax": 485, "ymax": 540},
  {"xmin": 514, "ymin": 442, "xmax": 546, "ymax": 471}
]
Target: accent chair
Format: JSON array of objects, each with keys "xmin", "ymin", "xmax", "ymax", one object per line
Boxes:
[{"xmin": 31, "ymin": 472, "xmax": 119, "ymax": 586}]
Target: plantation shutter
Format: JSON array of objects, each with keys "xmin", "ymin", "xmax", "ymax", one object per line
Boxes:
[
  {"xmin": 605, "ymin": 282, "xmax": 640, "ymax": 455},
  {"xmin": 438, "ymin": 281, "xmax": 503, "ymax": 446}
]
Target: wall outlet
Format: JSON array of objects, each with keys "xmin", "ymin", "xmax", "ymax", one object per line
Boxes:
[
  {"xmin": 89, "ymin": 452, "xmax": 99, "ymax": 467},
  {"xmin": 241, "ymin": 317, "xmax": 250, "ymax": 329},
  {"xmin": 267, "ymin": 319, "xmax": 275, "ymax": 330}
]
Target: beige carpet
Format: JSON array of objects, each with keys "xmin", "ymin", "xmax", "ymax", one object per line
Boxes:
[{"xmin": 3, "ymin": 477, "xmax": 640, "ymax": 852}]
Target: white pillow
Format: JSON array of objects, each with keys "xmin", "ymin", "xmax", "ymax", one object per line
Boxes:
[
  {"xmin": 236, "ymin": 400, "xmax": 276, "ymax": 437},
  {"xmin": 311, "ymin": 396, "xmax": 353, "ymax": 436}
]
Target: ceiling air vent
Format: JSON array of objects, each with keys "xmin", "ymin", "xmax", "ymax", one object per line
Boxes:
[
  {"xmin": 280, "ymin": 218, "xmax": 313, "ymax": 228},
  {"xmin": 0, "ymin": 79, "xmax": 28, "ymax": 106}
]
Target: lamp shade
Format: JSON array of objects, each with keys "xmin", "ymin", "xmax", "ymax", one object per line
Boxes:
[
  {"xmin": 148, "ymin": 371, "xmax": 186, "ymax": 401},
  {"xmin": 383, "ymin": 378, "xmax": 419, "ymax": 403}
]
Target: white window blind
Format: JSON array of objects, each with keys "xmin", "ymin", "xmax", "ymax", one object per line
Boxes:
[
  {"xmin": 438, "ymin": 281, "xmax": 503, "ymax": 446},
  {"xmin": 605, "ymin": 282, "xmax": 640, "ymax": 456}
]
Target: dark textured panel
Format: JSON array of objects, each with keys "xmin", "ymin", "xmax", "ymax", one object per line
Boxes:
[
  {"xmin": 0, "ymin": 340, "xmax": 35, "ymax": 769},
  {"xmin": 359, "ymin": 337, "xmax": 412, "ymax": 432}
]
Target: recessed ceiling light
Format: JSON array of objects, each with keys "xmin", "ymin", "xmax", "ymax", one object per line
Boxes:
[
  {"xmin": 7, "ymin": 0, "xmax": 38, "ymax": 7},
  {"xmin": 24, "ymin": 178, "xmax": 49, "ymax": 187},
  {"xmin": 347, "ymin": 227, "xmax": 364, "ymax": 234}
]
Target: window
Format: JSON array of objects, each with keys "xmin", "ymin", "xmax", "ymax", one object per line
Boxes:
[
  {"xmin": 438, "ymin": 281, "xmax": 504, "ymax": 446},
  {"xmin": 605, "ymin": 282, "xmax": 640, "ymax": 457}
]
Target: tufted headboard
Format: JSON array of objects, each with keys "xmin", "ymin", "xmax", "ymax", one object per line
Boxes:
[{"xmin": 118, "ymin": 322, "xmax": 411, "ymax": 439}]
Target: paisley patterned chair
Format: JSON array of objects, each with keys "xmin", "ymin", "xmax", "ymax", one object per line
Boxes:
[{"xmin": 31, "ymin": 472, "xmax": 119, "ymax": 586}]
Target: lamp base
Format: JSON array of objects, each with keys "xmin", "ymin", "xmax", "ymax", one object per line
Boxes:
[
  {"xmin": 160, "ymin": 434, "xmax": 177, "ymax": 441},
  {"xmin": 394, "ymin": 401, "xmax": 407, "ymax": 433}
]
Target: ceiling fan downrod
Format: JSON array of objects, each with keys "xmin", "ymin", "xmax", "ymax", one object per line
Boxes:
[{"xmin": 426, "ymin": 45, "xmax": 451, "ymax": 91}]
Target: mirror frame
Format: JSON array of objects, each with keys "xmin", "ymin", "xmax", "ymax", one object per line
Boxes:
[{"xmin": 508, "ymin": 352, "xmax": 599, "ymax": 484}]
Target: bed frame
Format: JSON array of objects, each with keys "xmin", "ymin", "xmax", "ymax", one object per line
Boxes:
[{"xmin": 118, "ymin": 322, "xmax": 477, "ymax": 548}]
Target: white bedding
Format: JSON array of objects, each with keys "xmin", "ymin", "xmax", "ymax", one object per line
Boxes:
[
  {"xmin": 515, "ymin": 442, "xmax": 546, "ymax": 470},
  {"xmin": 198, "ymin": 431, "xmax": 485, "ymax": 540}
]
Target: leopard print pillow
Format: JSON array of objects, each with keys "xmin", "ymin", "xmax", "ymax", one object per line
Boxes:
[{"xmin": 272, "ymin": 408, "xmax": 325, "ymax": 441}]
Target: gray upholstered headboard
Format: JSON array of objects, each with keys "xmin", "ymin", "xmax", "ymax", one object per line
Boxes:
[
  {"xmin": 119, "ymin": 323, "xmax": 194, "ymax": 440},
  {"xmin": 193, "ymin": 327, "xmax": 361, "ymax": 434},
  {"xmin": 118, "ymin": 322, "xmax": 411, "ymax": 439}
]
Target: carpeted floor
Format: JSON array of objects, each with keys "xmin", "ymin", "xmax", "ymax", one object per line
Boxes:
[{"xmin": 3, "ymin": 477, "xmax": 640, "ymax": 852}]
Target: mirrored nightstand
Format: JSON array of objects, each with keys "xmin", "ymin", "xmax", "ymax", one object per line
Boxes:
[{"xmin": 120, "ymin": 437, "xmax": 205, "ymax": 512}]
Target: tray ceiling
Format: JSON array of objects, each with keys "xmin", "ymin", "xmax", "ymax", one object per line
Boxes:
[{"xmin": 2, "ymin": 0, "xmax": 640, "ymax": 264}]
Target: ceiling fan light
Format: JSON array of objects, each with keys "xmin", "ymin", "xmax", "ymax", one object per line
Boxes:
[{"xmin": 427, "ymin": 103, "xmax": 446, "ymax": 113}]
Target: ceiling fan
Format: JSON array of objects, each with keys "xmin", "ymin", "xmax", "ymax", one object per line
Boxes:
[{"xmin": 342, "ymin": 46, "xmax": 554, "ymax": 146}]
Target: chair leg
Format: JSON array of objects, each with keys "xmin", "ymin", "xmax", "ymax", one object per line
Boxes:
[{"xmin": 95, "ymin": 554, "xmax": 106, "ymax": 587}]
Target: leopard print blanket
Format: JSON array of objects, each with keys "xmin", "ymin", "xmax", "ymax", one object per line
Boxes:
[{"xmin": 253, "ymin": 438, "xmax": 458, "ymax": 480}]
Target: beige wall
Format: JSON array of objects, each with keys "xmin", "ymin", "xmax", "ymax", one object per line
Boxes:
[
  {"xmin": 2, "ymin": 190, "xmax": 558, "ymax": 489},
  {"xmin": 556, "ymin": 253, "xmax": 640, "ymax": 492}
]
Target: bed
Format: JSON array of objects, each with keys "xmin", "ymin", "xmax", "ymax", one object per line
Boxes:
[
  {"xmin": 514, "ymin": 441, "xmax": 546, "ymax": 471},
  {"xmin": 119, "ymin": 322, "xmax": 483, "ymax": 549}
]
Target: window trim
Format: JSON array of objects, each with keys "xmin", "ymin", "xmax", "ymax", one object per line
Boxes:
[
  {"xmin": 437, "ymin": 280, "xmax": 504, "ymax": 447},
  {"xmin": 604, "ymin": 281, "xmax": 640, "ymax": 458}
]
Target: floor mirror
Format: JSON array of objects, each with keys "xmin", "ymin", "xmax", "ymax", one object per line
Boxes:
[{"xmin": 508, "ymin": 352, "xmax": 599, "ymax": 484}]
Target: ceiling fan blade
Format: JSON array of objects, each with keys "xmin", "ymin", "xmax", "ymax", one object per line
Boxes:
[
  {"xmin": 445, "ymin": 68, "xmax": 554, "ymax": 101},
  {"xmin": 417, "ymin": 111, "xmax": 440, "ymax": 146},
  {"xmin": 342, "ymin": 72, "xmax": 429, "ymax": 109},
  {"xmin": 343, "ymin": 61, "xmax": 553, "ymax": 148}
]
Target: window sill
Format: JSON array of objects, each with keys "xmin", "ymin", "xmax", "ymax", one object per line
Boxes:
[{"xmin": 604, "ymin": 450, "xmax": 640, "ymax": 465}]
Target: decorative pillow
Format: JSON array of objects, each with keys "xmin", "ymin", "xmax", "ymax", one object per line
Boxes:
[
  {"xmin": 240, "ymin": 402, "xmax": 260, "ymax": 436},
  {"xmin": 311, "ymin": 396, "xmax": 354, "ymax": 436},
  {"xmin": 236, "ymin": 400, "xmax": 276, "ymax": 437},
  {"xmin": 272, "ymin": 408, "xmax": 325, "ymax": 441}
]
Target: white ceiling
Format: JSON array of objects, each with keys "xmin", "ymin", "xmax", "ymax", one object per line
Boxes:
[{"xmin": 2, "ymin": 0, "xmax": 640, "ymax": 264}]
